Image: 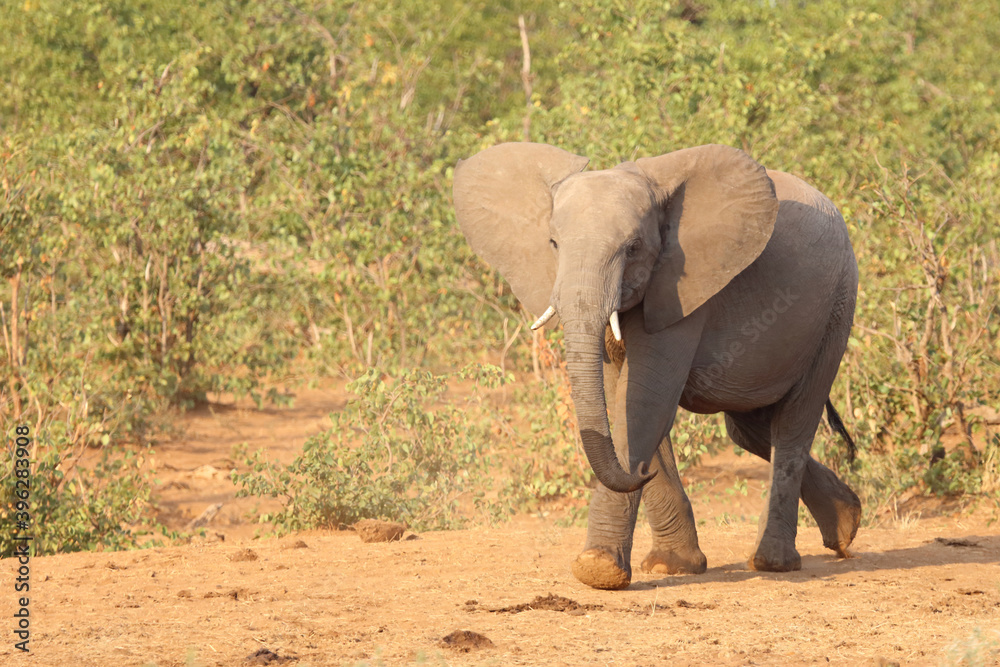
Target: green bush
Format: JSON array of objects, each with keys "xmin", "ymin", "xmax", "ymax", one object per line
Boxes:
[
  {"xmin": 501, "ymin": 381, "xmax": 593, "ymax": 518},
  {"xmin": 3, "ymin": 0, "xmax": 999, "ymax": 551},
  {"xmin": 1, "ymin": 430, "xmax": 168, "ymax": 557},
  {"xmin": 232, "ymin": 365, "xmax": 515, "ymax": 533}
]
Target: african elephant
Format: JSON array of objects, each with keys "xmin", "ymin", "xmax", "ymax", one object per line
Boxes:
[{"xmin": 453, "ymin": 142, "xmax": 862, "ymax": 589}]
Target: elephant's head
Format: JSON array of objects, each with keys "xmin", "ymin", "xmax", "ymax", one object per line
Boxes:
[{"xmin": 453, "ymin": 143, "xmax": 779, "ymax": 492}]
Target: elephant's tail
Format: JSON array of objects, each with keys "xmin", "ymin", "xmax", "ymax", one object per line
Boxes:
[{"xmin": 825, "ymin": 399, "xmax": 857, "ymax": 463}]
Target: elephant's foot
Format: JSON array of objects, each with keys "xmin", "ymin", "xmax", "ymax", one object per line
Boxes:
[
  {"xmin": 572, "ymin": 548, "xmax": 631, "ymax": 590},
  {"xmin": 801, "ymin": 459, "xmax": 862, "ymax": 557},
  {"xmin": 813, "ymin": 494, "xmax": 861, "ymax": 558},
  {"xmin": 639, "ymin": 545, "xmax": 707, "ymax": 575},
  {"xmin": 749, "ymin": 537, "xmax": 801, "ymax": 572}
]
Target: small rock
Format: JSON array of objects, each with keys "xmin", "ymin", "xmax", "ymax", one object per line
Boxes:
[
  {"xmin": 354, "ymin": 519, "xmax": 406, "ymax": 543},
  {"xmin": 193, "ymin": 464, "xmax": 225, "ymax": 480},
  {"xmin": 245, "ymin": 647, "xmax": 290, "ymax": 664},
  {"xmin": 439, "ymin": 630, "xmax": 494, "ymax": 652},
  {"xmin": 229, "ymin": 548, "xmax": 259, "ymax": 562}
]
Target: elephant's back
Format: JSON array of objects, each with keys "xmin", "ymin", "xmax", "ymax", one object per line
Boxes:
[
  {"xmin": 765, "ymin": 170, "xmax": 854, "ymax": 261},
  {"xmin": 756, "ymin": 170, "xmax": 856, "ymax": 286},
  {"xmin": 684, "ymin": 171, "xmax": 857, "ymax": 410},
  {"xmin": 768, "ymin": 170, "xmax": 841, "ymax": 219}
]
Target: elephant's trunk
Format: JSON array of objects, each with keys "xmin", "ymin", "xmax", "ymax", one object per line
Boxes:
[{"xmin": 561, "ymin": 284, "xmax": 654, "ymax": 494}]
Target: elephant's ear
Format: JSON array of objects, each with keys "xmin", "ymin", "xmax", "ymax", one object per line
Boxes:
[
  {"xmin": 453, "ymin": 142, "xmax": 589, "ymax": 322},
  {"xmin": 636, "ymin": 144, "xmax": 779, "ymax": 332}
]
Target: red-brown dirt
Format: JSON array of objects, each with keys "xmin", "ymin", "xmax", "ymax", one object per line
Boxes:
[{"xmin": 3, "ymin": 383, "xmax": 999, "ymax": 666}]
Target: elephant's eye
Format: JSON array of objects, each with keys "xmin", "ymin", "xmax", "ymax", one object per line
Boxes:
[
  {"xmin": 549, "ymin": 239, "xmax": 558, "ymax": 251},
  {"xmin": 625, "ymin": 240, "xmax": 640, "ymax": 258}
]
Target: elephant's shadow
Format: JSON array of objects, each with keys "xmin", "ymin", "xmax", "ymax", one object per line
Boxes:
[{"xmin": 629, "ymin": 534, "xmax": 1000, "ymax": 589}]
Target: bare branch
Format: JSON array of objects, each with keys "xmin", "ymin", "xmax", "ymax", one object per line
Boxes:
[{"xmin": 518, "ymin": 15, "xmax": 533, "ymax": 142}]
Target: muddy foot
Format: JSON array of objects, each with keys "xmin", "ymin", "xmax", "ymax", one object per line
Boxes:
[
  {"xmin": 571, "ymin": 548, "xmax": 631, "ymax": 590},
  {"xmin": 817, "ymin": 495, "xmax": 861, "ymax": 558},
  {"xmin": 639, "ymin": 546, "xmax": 707, "ymax": 575},
  {"xmin": 800, "ymin": 459, "xmax": 862, "ymax": 557},
  {"xmin": 749, "ymin": 538, "xmax": 802, "ymax": 572}
]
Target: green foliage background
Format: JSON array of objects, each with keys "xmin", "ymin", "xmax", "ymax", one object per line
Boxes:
[{"xmin": 2, "ymin": 0, "xmax": 998, "ymax": 553}]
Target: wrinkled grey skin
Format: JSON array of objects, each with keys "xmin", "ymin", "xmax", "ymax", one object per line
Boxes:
[{"xmin": 454, "ymin": 143, "xmax": 861, "ymax": 590}]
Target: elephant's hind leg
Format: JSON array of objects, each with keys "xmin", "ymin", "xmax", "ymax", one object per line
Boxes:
[
  {"xmin": 725, "ymin": 410, "xmax": 861, "ymax": 557},
  {"xmin": 745, "ymin": 396, "xmax": 818, "ymax": 572},
  {"xmin": 800, "ymin": 459, "xmax": 860, "ymax": 556},
  {"xmin": 725, "ymin": 328, "xmax": 856, "ymax": 572},
  {"xmin": 638, "ymin": 438, "xmax": 708, "ymax": 575}
]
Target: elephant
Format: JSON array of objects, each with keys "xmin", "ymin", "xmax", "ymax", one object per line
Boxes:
[{"xmin": 453, "ymin": 142, "xmax": 862, "ymax": 590}]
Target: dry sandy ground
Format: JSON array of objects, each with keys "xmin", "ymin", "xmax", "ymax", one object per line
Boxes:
[{"xmin": 3, "ymin": 384, "xmax": 999, "ymax": 666}]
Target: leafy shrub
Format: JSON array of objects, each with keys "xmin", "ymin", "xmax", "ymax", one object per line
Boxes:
[
  {"xmin": 232, "ymin": 365, "xmax": 515, "ymax": 533},
  {"xmin": 1, "ymin": 431, "xmax": 167, "ymax": 557},
  {"xmin": 3, "ymin": 0, "xmax": 1000, "ymax": 552},
  {"xmin": 501, "ymin": 381, "xmax": 593, "ymax": 518}
]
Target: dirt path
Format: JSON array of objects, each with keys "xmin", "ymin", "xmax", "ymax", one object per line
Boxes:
[
  {"xmin": 4, "ymin": 385, "xmax": 999, "ymax": 666},
  {"xmin": 7, "ymin": 512, "xmax": 999, "ymax": 666}
]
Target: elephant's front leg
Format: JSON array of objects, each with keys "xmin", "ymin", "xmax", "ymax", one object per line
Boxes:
[
  {"xmin": 572, "ymin": 315, "xmax": 700, "ymax": 590},
  {"xmin": 571, "ymin": 359, "xmax": 643, "ymax": 590},
  {"xmin": 638, "ymin": 438, "xmax": 708, "ymax": 575}
]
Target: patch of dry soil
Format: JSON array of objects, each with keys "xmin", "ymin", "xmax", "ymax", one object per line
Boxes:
[
  {"xmin": 5, "ymin": 384, "xmax": 998, "ymax": 665},
  {"xmin": 6, "ymin": 512, "xmax": 999, "ymax": 665}
]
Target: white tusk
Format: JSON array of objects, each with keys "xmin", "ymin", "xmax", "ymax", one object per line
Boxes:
[
  {"xmin": 530, "ymin": 306, "xmax": 556, "ymax": 330},
  {"xmin": 610, "ymin": 310, "xmax": 622, "ymax": 341}
]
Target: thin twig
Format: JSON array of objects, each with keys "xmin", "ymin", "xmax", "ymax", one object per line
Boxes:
[
  {"xmin": 500, "ymin": 320, "xmax": 523, "ymax": 375},
  {"xmin": 518, "ymin": 15, "xmax": 533, "ymax": 142}
]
